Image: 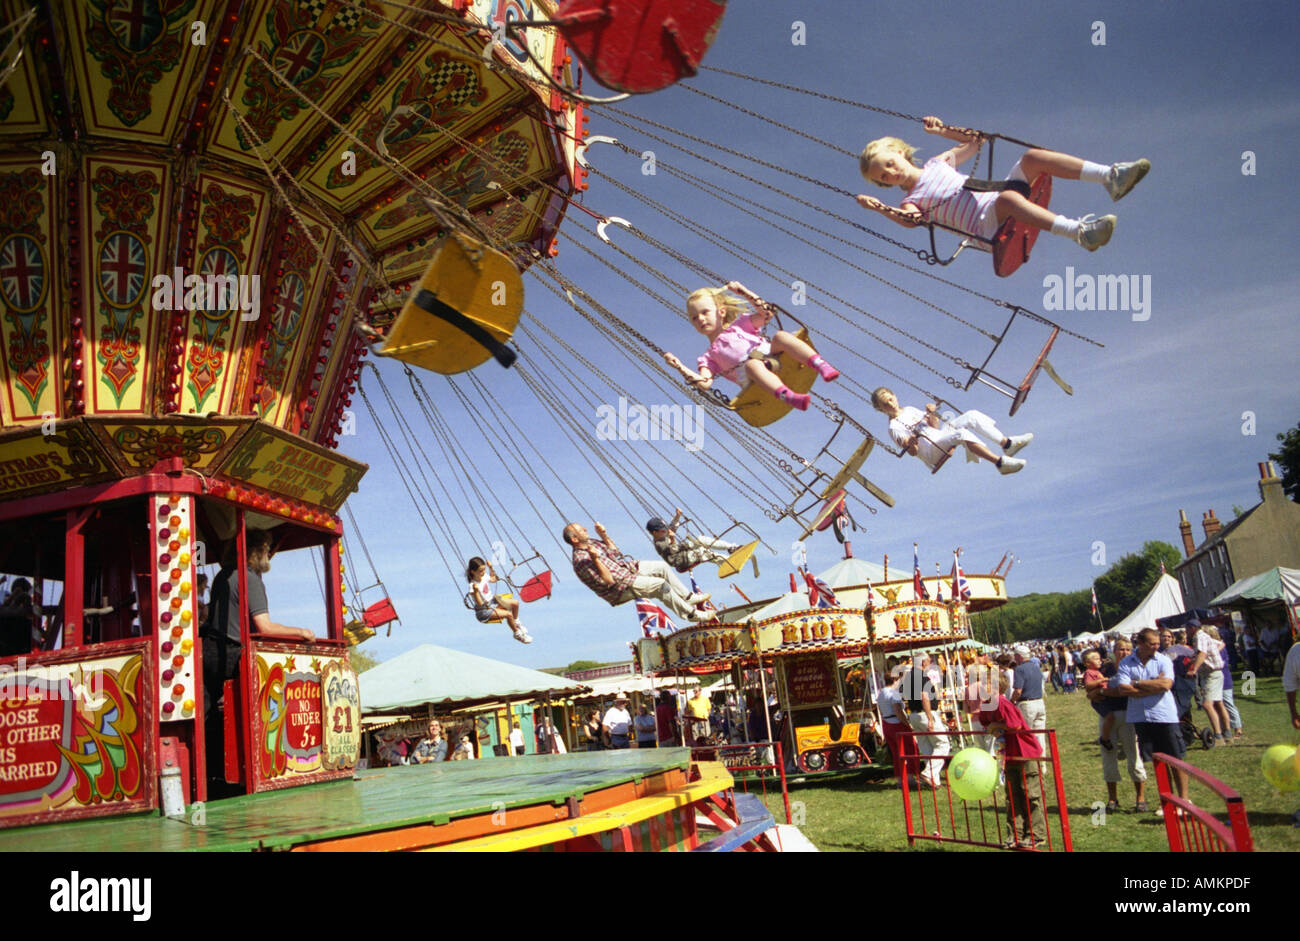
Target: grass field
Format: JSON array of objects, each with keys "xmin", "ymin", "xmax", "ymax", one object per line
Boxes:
[{"xmin": 756, "ymin": 676, "xmax": 1300, "ymax": 852}]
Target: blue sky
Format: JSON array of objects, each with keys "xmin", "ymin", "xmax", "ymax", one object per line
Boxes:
[{"xmin": 268, "ymin": 1, "xmax": 1300, "ymax": 669}]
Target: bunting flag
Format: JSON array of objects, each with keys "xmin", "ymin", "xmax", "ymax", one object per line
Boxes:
[
  {"xmin": 913, "ymin": 543, "xmax": 930, "ymax": 600},
  {"xmin": 951, "ymin": 550, "xmax": 971, "ymax": 601},
  {"xmin": 635, "ymin": 600, "xmax": 676, "ymax": 637}
]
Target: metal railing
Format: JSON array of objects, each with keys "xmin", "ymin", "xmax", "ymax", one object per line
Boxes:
[
  {"xmin": 898, "ymin": 727, "xmax": 1072, "ymax": 852},
  {"xmin": 1152, "ymin": 752, "xmax": 1253, "ymax": 852}
]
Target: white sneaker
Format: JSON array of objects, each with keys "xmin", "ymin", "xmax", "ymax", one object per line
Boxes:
[
  {"xmin": 513, "ymin": 627, "xmax": 533, "ymax": 644},
  {"xmin": 998, "ymin": 456, "xmax": 1026, "ymax": 476},
  {"xmin": 1076, "ymin": 214, "xmax": 1116, "ymax": 252},
  {"xmin": 688, "ymin": 609, "xmax": 713, "ymax": 622},
  {"xmin": 1003, "ymin": 433, "xmax": 1034, "ymax": 457},
  {"xmin": 686, "ymin": 591, "xmax": 711, "ymax": 605},
  {"xmin": 1105, "ymin": 159, "xmax": 1150, "ymax": 202}
]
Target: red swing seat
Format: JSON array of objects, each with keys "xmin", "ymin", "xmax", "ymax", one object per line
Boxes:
[
  {"xmin": 518, "ymin": 570, "xmax": 554, "ymax": 603},
  {"xmin": 362, "ymin": 597, "xmax": 399, "ymax": 629},
  {"xmin": 991, "ymin": 174, "xmax": 1052, "ymax": 277},
  {"xmin": 556, "ymin": 0, "xmax": 727, "ymax": 94}
]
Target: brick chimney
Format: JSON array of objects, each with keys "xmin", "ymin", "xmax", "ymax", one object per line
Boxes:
[
  {"xmin": 1178, "ymin": 509, "xmax": 1195, "ymax": 557},
  {"xmin": 1259, "ymin": 461, "xmax": 1284, "ymax": 505},
  {"xmin": 1202, "ymin": 509, "xmax": 1221, "ymax": 543}
]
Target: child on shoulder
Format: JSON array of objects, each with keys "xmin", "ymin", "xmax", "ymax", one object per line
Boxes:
[
  {"xmin": 870, "ymin": 387, "xmax": 1032, "ymax": 475},
  {"xmin": 856, "ymin": 116, "xmax": 1149, "ymax": 254},
  {"xmin": 664, "ymin": 280, "xmax": 839, "ymax": 412}
]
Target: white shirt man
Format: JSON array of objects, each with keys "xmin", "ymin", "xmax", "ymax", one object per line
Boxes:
[
  {"xmin": 602, "ymin": 697, "xmax": 633, "ymax": 749},
  {"xmin": 509, "ymin": 723, "xmax": 525, "ymax": 756}
]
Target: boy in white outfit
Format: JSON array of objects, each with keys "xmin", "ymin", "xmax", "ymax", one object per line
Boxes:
[{"xmin": 871, "ymin": 387, "xmax": 1033, "ymax": 475}]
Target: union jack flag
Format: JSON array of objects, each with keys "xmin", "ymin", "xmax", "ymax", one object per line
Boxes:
[
  {"xmin": 690, "ymin": 574, "xmax": 716, "ymax": 610},
  {"xmin": 801, "ymin": 569, "xmax": 839, "ymax": 609},
  {"xmin": 635, "ymin": 600, "xmax": 675, "ymax": 637},
  {"xmin": 950, "ymin": 550, "xmax": 971, "ymax": 601},
  {"xmin": 913, "ymin": 543, "xmax": 930, "ymax": 600}
]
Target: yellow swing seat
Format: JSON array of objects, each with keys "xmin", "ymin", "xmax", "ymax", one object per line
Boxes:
[
  {"xmin": 724, "ymin": 328, "xmax": 818, "ymax": 428},
  {"xmin": 716, "ymin": 540, "xmax": 760, "ymax": 579},
  {"xmin": 343, "ymin": 619, "xmax": 376, "ymax": 646},
  {"xmin": 379, "ymin": 233, "xmax": 523, "ymax": 374},
  {"xmin": 465, "ymin": 592, "xmax": 515, "ymax": 624}
]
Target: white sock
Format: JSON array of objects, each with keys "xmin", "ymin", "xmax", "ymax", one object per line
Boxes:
[
  {"xmin": 1079, "ymin": 161, "xmax": 1110, "ymax": 184},
  {"xmin": 1051, "ymin": 214, "xmax": 1079, "ymax": 238}
]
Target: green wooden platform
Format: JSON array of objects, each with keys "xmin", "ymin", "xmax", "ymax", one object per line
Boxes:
[{"xmin": 0, "ymin": 749, "xmax": 692, "ymax": 852}]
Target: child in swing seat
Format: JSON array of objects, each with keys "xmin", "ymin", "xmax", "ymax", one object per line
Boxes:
[
  {"xmin": 663, "ymin": 280, "xmax": 839, "ymax": 412},
  {"xmin": 870, "ymin": 387, "xmax": 1033, "ymax": 476},
  {"xmin": 466, "ymin": 556, "xmax": 532, "ymax": 644},
  {"xmin": 856, "ymin": 116, "xmax": 1150, "ymax": 253}
]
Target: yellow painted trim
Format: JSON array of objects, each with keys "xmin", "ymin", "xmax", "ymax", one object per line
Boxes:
[{"xmin": 422, "ymin": 763, "xmax": 734, "ymax": 852}]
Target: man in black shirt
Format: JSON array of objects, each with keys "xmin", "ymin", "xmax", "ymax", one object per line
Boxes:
[{"xmin": 202, "ymin": 530, "xmax": 314, "ymax": 717}]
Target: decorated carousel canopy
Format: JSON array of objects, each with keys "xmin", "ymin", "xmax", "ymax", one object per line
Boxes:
[{"xmin": 0, "ymin": 0, "xmax": 580, "ymax": 448}]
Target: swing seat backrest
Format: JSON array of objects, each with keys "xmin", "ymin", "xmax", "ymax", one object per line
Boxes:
[
  {"xmin": 557, "ymin": 0, "xmax": 727, "ymax": 94},
  {"xmin": 362, "ymin": 597, "xmax": 399, "ymax": 629},
  {"xmin": 726, "ymin": 327, "xmax": 818, "ymax": 427},
  {"xmin": 380, "ymin": 233, "xmax": 523, "ymax": 373},
  {"xmin": 992, "ymin": 174, "xmax": 1052, "ymax": 277},
  {"xmin": 895, "ymin": 423, "xmax": 956, "ymax": 474},
  {"xmin": 519, "ymin": 570, "xmax": 553, "ymax": 603}
]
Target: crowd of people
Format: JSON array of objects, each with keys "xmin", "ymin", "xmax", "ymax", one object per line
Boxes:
[{"xmin": 872, "ymin": 619, "xmax": 1297, "ymax": 835}]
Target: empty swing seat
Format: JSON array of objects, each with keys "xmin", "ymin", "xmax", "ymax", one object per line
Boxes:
[
  {"xmin": 556, "ymin": 0, "xmax": 727, "ymax": 94},
  {"xmin": 716, "ymin": 539, "xmax": 760, "ymax": 579},
  {"xmin": 518, "ymin": 570, "xmax": 554, "ymax": 603},
  {"xmin": 379, "ymin": 233, "xmax": 523, "ymax": 373},
  {"xmin": 992, "ymin": 174, "xmax": 1052, "ymax": 277},
  {"xmin": 725, "ymin": 328, "xmax": 818, "ymax": 427},
  {"xmin": 362, "ymin": 597, "xmax": 399, "ymax": 629}
]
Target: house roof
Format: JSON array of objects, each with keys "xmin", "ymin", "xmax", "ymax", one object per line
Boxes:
[{"xmin": 1176, "ymin": 503, "xmax": 1257, "ymax": 569}]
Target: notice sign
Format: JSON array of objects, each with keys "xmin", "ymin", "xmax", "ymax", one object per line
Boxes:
[
  {"xmin": 0, "ymin": 647, "xmax": 154, "ymax": 828},
  {"xmin": 220, "ymin": 424, "xmax": 365, "ymax": 511},
  {"xmin": 0, "ymin": 681, "xmax": 73, "ymax": 795},
  {"xmin": 785, "ymin": 655, "xmax": 837, "ymax": 708},
  {"xmin": 320, "ymin": 659, "xmax": 360, "ymax": 771}
]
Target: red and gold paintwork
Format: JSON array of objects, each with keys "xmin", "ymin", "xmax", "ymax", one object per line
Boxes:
[{"xmin": 0, "ymin": 0, "xmax": 581, "ymax": 830}]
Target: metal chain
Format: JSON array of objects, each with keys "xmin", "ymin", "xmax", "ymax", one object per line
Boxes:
[
  {"xmin": 595, "ymin": 110, "xmax": 1102, "ymax": 345},
  {"xmin": 584, "ymin": 165, "xmax": 958, "ymax": 403},
  {"xmin": 678, "ymin": 82, "xmax": 858, "ymax": 157}
]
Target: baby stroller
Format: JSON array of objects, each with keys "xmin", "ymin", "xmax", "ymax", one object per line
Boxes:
[{"xmin": 1170, "ymin": 653, "xmax": 1216, "ymax": 750}]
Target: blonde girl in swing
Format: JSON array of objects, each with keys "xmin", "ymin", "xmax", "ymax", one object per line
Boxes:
[{"xmin": 663, "ymin": 281, "xmax": 840, "ymax": 412}]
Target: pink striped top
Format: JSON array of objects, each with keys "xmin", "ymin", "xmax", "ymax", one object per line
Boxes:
[{"xmin": 902, "ymin": 157, "xmax": 997, "ymax": 237}]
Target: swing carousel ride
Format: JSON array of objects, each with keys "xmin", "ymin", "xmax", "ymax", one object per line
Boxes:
[{"xmin": 0, "ymin": 0, "xmax": 1104, "ymax": 849}]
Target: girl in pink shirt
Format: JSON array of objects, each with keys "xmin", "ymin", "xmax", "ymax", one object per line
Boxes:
[
  {"xmin": 663, "ymin": 281, "xmax": 838, "ymax": 412},
  {"xmin": 856, "ymin": 116, "xmax": 1149, "ymax": 255}
]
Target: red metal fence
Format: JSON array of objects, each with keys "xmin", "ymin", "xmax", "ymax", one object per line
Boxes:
[
  {"xmin": 1152, "ymin": 752, "xmax": 1254, "ymax": 852},
  {"xmin": 898, "ymin": 728, "xmax": 1072, "ymax": 852}
]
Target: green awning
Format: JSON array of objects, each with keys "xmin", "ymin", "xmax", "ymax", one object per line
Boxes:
[{"xmin": 1209, "ymin": 567, "xmax": 1300, "ymax": 608}]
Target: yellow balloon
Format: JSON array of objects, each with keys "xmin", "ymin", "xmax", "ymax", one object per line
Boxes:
[{"xmin": 1261, "ymin": 744, "xmax": 1299, "ymax": 792}]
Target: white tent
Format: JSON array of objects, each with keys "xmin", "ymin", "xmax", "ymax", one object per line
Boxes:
[
  {"xmin": 817, "ymin": 556, "xmax": 886, "ymax": 589},
  {"xmin": 1106, "ymin": 574, "xmax": 1187, "ymax": 637}
]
